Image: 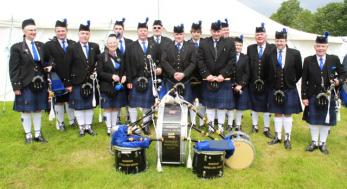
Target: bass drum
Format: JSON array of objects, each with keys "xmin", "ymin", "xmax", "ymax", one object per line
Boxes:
[{"xmin": 224, "ymin": 131, "xmax": 255, "ymax": 170}]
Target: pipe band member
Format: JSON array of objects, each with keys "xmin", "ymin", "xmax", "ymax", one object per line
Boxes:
[
  {"xmin": 247, "ymin": 23, "xmax": 275, "ymax": 138},
  {"xmin": 97, "ymin": 34, "xmax": 127, "ymax": 135},
  {"xmin": 9, "ymin": 18, "xmax": 51, "ymax": 143},
  {"xmin": 45, "ymin": 18, "xmax": 76, "ymax": 131},
  {"xmin": 302, "ymin": 32, "xmax": 345, "ymax": 154},
  {"xmin": 198, "ymin": 20, "xmax": 237, "ymax": 134},
  {"xmin": 64, "ymin": 21, "xmax": 101, "ymax": 137},
  {"xmin": 267, "ymin": 29, "xmax": 303, "ymax": 150}
]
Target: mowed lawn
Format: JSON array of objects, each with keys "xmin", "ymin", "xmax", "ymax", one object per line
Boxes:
[{"xmin": 0, "ymin": 102, "xmax": 346, "ymax": 189}]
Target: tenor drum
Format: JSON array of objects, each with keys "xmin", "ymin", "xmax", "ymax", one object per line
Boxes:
[
  {"xmin": 225, "ymin": 131, "xmax": 255, "ymax": 170},
  {"xmin": 192, "ymin": 150, "xmax": 225, "ymax": 179},
  {"xmin": 113, "ymin": 146, "xmax": 147, "ymax": 174}
]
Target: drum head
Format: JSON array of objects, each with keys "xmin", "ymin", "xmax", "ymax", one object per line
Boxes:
[{"xmin": 225, "ymin": 138, "xmax": 255, "ymax": 170}]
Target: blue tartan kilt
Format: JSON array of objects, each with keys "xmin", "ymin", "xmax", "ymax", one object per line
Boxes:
[
  {"xmin": 191, "ymin": 82, "xmax": 202, "ymax": 101},
  {"xmin": 201, "ymin": 81, "xmax": 235, "ymax": 110},
  {"xmin": 164, "ymin": 79, "xmax": 193, "ymax": 103},
  {"xmin": 234, "ymin": 87, "xmax": 251, "ymax": 110},
  {"xmin": 128, "ymin": 79, "xmax": 155, "ymax": 109},
  {"xmin": 13, "ymin": 85, "xmax": 48, "ymax": 112},
  {"xmin": 303, "ymin": 95, "xmax": 337, "ymax": 126},
  {"xmin": 248, "ymin": 83, "xmax": 270, "ymax": 112},
  {"xmin": 268, "ymin": 88, "xmax": 302, "ymax": 114},
  {"xmin": 100, "ymin": 91, "xmax": 127, "ymax": 109},
  {"xmin": 69, "ymin": 85, "xmax": 94, "ymax": 110}
]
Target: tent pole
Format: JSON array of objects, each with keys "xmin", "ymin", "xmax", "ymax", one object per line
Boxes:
[{"xmin": 2, "ymin": 16, "xmax": 14, "ymax": 113}]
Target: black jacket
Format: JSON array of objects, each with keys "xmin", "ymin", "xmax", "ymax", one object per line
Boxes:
[
  {"xmin": 125, "ymin": 40, "xmax": 159, "ymax": 82},
  {"xmin": 161, "ymin": 41, "xmax": 196, "ymax": 83},
  {"xmin": 197, "ymin": 37, "xmax": 236, "ymax": 79},
  {"xmin": 247, "ymin": 42, "xmax": 276, "ymax": 83},
  {"xmin": 64, "ymin": 42, "xmax": 100, "ymax": 86},
  {"xmin": 9, "ymin": 40, "xmax": 50, "ymax": 90},
  {"xmin": 97, "ymin": 50, "xmax": 125, "ymax": 93},
  {"xmin": 301, "ymin": 54, "xmax": 345, "ymax": 99},
  {"xmin": 45, "ymin": 37, "xmax": 76, "ymax": 84},
  {"xmin": 267, "ymin": 48, "xmax": 302, "ymax": 90},
  {"xmin": 235, "ymin": 53, "xmax": 250, "ymax": 87}
]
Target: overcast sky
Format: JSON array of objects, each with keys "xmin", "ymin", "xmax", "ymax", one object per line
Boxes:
[{"xmin": 239, "ymin": 0, "xmax": 344, "ymax": 16}]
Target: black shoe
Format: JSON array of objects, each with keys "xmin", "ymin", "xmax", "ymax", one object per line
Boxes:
[
  {"xmin": 252, "ymin": 125, "xmax": 259, "ymax": 133},
  {"xmin": 79, "ymin": 129, "xmax": 85, "ymax": 137},
  {"xmin": 268, "ymin": 137, "xmax": 281, "ymax": 145},
  {"xmin": 305, "ymin": 141, "xmax": 318, "ymax": 152},
  {"xmin": 284, "ymin": 139, "xmax": 292, "ymax": 150},
  {"xmin": 25, "ymin": 138, "xmax": 32, "ymax": 144},
  {"xmin": 70, "ymin": 119, "xmax": 78, "ymax": 128},
  {"xmin": 263, "ymin": 130, "xmax": 272, "ymax": 138},
  {"xmin": 59, "ymin": 123, "xmax": 66, "ymax": 131},
  {"xmin": 33, "ymin": 135, "xmax": 48, "ymax": 143},
  {"xmin": 319, "ymin": 143, "xmax": 329, "ymax": 155},
  {"xmin": 86, "ymin": 128, "xmax": 96, "ymax": 136},
  {"xmin": 227, "ymin": 125, "xmax": 233, "ymax": 132},
  {"xmin": 235, "ymin": 126, "xmax": 241, "ymax": 132}
]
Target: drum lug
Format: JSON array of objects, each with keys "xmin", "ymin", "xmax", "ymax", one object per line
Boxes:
[
  {"xmin": 204, "ymin": 155, "xmax": 207, "ymax": 162},
  {"xmin": 218, "ymin": 171, "xmax": 223, "ymax": 177},
  {"xmin": 203, "ymin": 171, "xmax": 206, "ymax": 178}
]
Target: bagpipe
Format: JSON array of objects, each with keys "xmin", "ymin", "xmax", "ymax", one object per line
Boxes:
[{"xmin": 315, "ymin": 71, "xmax": 341, "ymax": 123}]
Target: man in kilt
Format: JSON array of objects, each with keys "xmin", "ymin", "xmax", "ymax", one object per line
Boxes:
[
  {"xmin": 113, "ymin": 18, "xmax": 133, "ymax": 124},
  {"xmin": 126, "ymin": 18, "xmax": 160, "ymax": 133},
  {"xmin": 188, "ymin": 21, "xmax": 205, "ymax": 127},
  {"xmin": 9, "ymin": 19, "xmax": 51, "ymax": 143},
  {"xmin": 267, "ymin": 29, "xmax": 303, "ymax": 150},
  {"xmin": 230, "ymin": 35, "xmax": 251, "ymax": 131},
  {"xmin": 247, "ymin": 23, "xmax": 275, "ymax": 137},
  {"xmin": 302, "ymin": 33, "xmax": 345, "ymax": 154},
  {"xmin": 97, "ymin": 34, "xmax": 127, "ymax": 135},
  {"xmin": 197, "ymin": 20, "xmax": 236, "ymax": 133},
  {"xmin": 161, "ymin": 24, "xmax": 196, "ymax": 103},
  {"xmin": 45, "ymin": 19, "xmax": 76, "ymax": 131},
  {"xmin": 64, "ymin": 21, "xmax": 101, "ymax": 137}
]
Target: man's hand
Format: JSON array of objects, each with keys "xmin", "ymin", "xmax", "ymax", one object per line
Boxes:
[
  {"xmin": 206, "ymin": 75, "xmax": 215, "ymax": 82},
  {"xmin": 216, "ymin": 74, "xmax": 224, "ymax": 83},
  {"xmin": 112, "ymin": 74, "xmax": 120, "ymax": 82},
  {"xmin": 14, "ymin": 90, "xmax": 21, "ymax": 96},
  {"xmin": 234, "ymin": 85, "xmax": 242, "ymax": 92},
  {"xmin": 302, "ymin": 99, "xmax": 309, "ymax": 106},
  {"xmin": 121, "ymin": 76, "xmax": 127, "ymax": 84},
  {"xmin": 155, "ymin": 68, "xmax": 162, "ymax": 76},
  {"xmin": 127, "ymin": 83, "xmax": 133, "ymax": 89},
  {"xmin": 174, "ymin": 72, "xmax": 185, "ymax": 81},
  {"xmin": 66, "ymin": 86, "xmax": 72, "ymax": 92}
]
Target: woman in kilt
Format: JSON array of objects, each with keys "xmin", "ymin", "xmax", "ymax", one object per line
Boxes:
[{"xmin": 97, "ymin": 34, "xmax": 127, "ymax": 135}]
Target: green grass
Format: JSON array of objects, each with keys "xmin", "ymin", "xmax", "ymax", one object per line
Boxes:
[{"xmin": 0, "ymin": 102, "xmax": 346, "ymax": 189}]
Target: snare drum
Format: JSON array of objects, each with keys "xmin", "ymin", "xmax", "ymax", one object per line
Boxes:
[
  {"xmin": 192, "ymin": 150, "xmax": 225, "ymax": 179},
  {"xmin": 113, "ymin": 146, "xmax": 147, "ymax": 174},
  {"xmin": 225, "ymin": 131, "xmax": 255, "ymax": 170}
]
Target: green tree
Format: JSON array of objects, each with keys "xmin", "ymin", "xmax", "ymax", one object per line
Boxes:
[
  {"xmin": 312, "ymin": 1, "xmax": 347, "ymax": 36},
  {"xmin": 270, "ymin": 0, "xmax": 303, "ymax": 26},
  {"xmin": 291, "ymin": 10, "xmax": 315, "ymax": 33}
]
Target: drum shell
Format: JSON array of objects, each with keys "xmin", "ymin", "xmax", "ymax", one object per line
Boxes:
[
  {"xmin": 114, "ymin": 146, "xmax": 147, "ymax": 174},
  {"xmin": 192, "ymin": 150, "xmax": 225, "ymax": 179}
]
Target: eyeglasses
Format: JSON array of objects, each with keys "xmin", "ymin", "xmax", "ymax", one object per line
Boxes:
[{"xmin": 153, "ymin": 27, "xmax": 162, "ymax": 30}]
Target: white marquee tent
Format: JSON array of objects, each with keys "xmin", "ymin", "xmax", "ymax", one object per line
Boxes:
[{"xmin": 1, "ymin": 0, "xmax": 346, "ymax": 102}]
